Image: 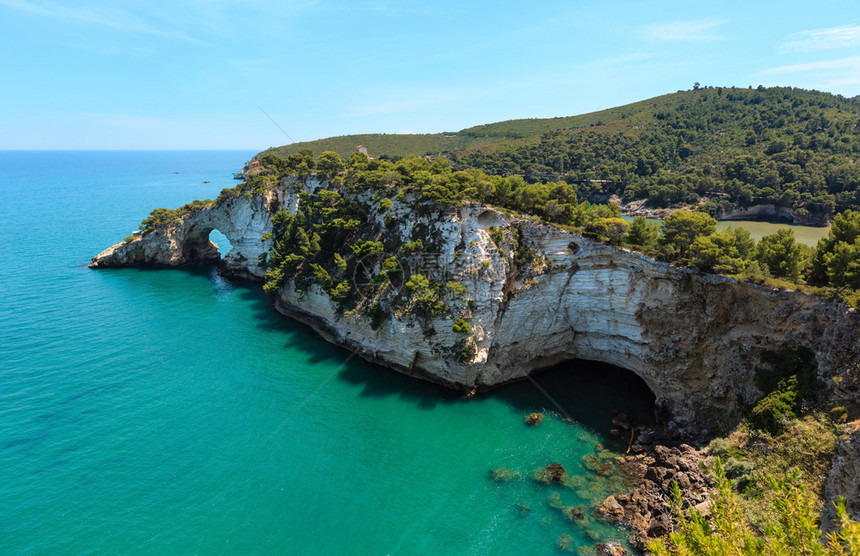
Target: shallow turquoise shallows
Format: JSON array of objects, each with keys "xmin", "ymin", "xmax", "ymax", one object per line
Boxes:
[{"xmin": 0, "ymin": 151, "xmax": 653, "ymax": 555}]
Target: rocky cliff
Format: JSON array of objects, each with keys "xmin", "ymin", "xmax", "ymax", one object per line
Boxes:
[
  {"xmin": 823, "ymin": 421, "xmax": 860, "ymax": 531},
  {"xmin": 91, "ymin": 177, "xmax": 859, "ymax": 435}
]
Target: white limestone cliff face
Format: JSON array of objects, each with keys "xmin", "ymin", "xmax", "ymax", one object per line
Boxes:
[
  {"xmin": 90, "ymin": 178, "xmax": 860, "ymax": 434},
  {"xmin": 89, "ymin": 186, "xmax": 293, "ymax": 279},
  {"xmin": 822, "ymin": 421, "xmax": 860, "ymax": 530}
]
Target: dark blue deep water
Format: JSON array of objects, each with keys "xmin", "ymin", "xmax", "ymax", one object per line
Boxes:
[{"xmin": 0, "ymin": 151, "xmax": 653, "ymax": 554}]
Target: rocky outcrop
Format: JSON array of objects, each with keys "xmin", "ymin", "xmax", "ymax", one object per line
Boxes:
[
  {"xmin": 718, "ymin": 204, "xmax": 824, "ymax": 226},
  {"xmin": 606, "ymin": 195, "xmax": 827, "ymax": 226},
  {"xmin": 822, "ymin": 421, "xmax": 860, "ymax": 530},
  {"xmin": 613, "ymin": 444, "xmax": 713, "ymax": 551},
  {"xmin": 89, "ymin": 184, "xmax": 300, "ymax": 279},
  {"xmin": 90, "ymin": 177, "xmax": 860, "ymax": 435}
]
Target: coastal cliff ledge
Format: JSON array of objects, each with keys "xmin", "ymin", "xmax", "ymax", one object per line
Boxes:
[{"xmin": 90, "ymin": 175, "xmax": 860, "ymax": 438}]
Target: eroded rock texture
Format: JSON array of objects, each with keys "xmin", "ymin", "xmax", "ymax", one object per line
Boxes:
[{"xmin": 91, "ymin": 177, "xmax": 860, "ymax": 435}]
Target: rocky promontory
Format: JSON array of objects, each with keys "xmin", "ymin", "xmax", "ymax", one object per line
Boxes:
[{"xmin": 91, "ymin": 175, "xmax": 859, "ymax": 438}]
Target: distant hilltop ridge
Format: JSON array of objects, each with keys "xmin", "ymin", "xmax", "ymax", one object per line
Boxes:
[{"xmin": 244, "ymin": 86, "xmax": 860, "ymax": 224}]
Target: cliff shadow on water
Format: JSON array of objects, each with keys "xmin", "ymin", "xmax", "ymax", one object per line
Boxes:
[
  {"xmin": 204, "ymin": 268, "xmax": 656, "ymax": 439},
  {"xmin": 246, "ymin": 282, "xmax": 656, "ymax": 436},
  {"xmin": 134, "ymin": 264, "xmax": 658, "ymax": 439}
]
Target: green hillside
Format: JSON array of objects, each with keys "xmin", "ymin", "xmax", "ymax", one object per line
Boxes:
[
  {"xmin": 256, "ymin": 87, "xmax": 860, "ymax": 222},
  {"xmin": 257, "ymin": 91, "xmax": 706, "ymax": 161},
  {"xmin": 260, "ymin": 133, "xmax": 473, "ymax": 161},
  {"xmin": 454, "ymin": 87, "xmax": 860, "ymax": 223}
]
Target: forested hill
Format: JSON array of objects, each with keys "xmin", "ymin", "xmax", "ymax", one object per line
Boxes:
[
  {"xmin": 255, "ymin": 93, "xmax": 680, "ymax": 161},
  {"xmin": 453, "ymin": 87, "xmax": 860, "ymax": 223},
  {"xmin": 258, "ymin": 87, "xmax": 860, "ymax": 222}
]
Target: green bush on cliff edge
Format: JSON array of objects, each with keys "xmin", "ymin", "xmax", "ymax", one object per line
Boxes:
[{"xmin": 649, "ymin": 461, "xmax": 860, "ymax": 555}]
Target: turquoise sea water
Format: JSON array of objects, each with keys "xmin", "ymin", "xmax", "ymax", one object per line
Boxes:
[{"xmin": 0, "ymin": 151, "xmax": 653, "ymax": 555}]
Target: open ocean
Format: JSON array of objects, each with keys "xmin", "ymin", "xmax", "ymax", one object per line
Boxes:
[{"xmin": 0, "ymin": 151, "xmax": 654, "ymax": 555}]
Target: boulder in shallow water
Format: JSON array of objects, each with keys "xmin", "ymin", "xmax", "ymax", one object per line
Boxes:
[
  {"xmin": 594, "ymin": 495, "xmax": 625, "ymax": 522},
  {"xmin": 596, "ymin": 542, "xmax": 627, "ymax": 555},
  {"xmin": 524, "ymin": 412, "xmax": 544, "ymax": 426}
]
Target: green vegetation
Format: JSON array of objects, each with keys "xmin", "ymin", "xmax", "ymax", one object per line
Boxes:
[
  {"xmin": 244, "ymin": 142, "xmax": 860, "ymax": 314},
  {"xmin": 139, "ymin": 198, "xmax": 212, "ymax": 233},
  {"xmin": 404, "ymin": 274, "xmax": 449, "ymax": 317},
  {"xmin": 748, "ymin": 347, "xmax": 820, "ymax": 435},
  {"xmin": 257, "ymin": 87, "xmax": 860, "ymax": 224},
  {"xmin": 451, "ymin": 317, "xmax": 472, "ymax": 334},
  {"xmin": 812, "ymin": 209, "xmax": 860, "ymax": 288},
  {"xmin": 241, "ymin": 88, "xmax": 860, "ymax": 308},
  {"xmin": 627, "ymin": 216, "xmax": 660, "ymax": 251},
  {"xmin": 649, "ymin": 460, "xmax": 860, "ymax": 555},
  {"xmin": 446, "ymin": 281, "xmax": 467, "ymax": 296},
  {"xmin": 262, "ymin": 184, "xmax": 364, "ymax": 300},
  {"xmin": 614, "ymin": 210, "xmax": 860, "ymax": 309},
  {"xmin": 139, "ymin": 136, "xmax": 860, "ymax": 314},
  {"xmin": 454, "ymin": 87, "xmax": 860, "ymax": 223},
  {"xmin": 688, "ymin": 226, "xmax": 756, "ymax": 274},
  {"xmin": 757, "ymin": 228, "xmax": 805, "ymax": 281},
  {"xmin": 659, "ymin": 210, "xmax": 718, "ymax": 260},
  {"xmin": 657, "ymin": 337, "xmax": 857, "ymax": 554},
  {"xmin": 248, "ymin": 151, "xmax": 642, "ymax": 326}
]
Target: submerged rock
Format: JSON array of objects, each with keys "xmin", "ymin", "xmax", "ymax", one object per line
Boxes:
[
  {"xmin": 534, "ymin": 463, "xmax": 568, "ymax": 484},
  {"xmin": 524, "ymin": 412, "xmax": 544, "ymax": 426},
  {"xmin": 556, "ymin": 533, "xmax": 574, "ymax": 551},
  {"xmin": 489, "ymin": 467, "xmax": 521, "ymax": 482}
]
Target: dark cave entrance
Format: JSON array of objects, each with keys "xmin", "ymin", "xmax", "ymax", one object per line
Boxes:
[{"xmin": 495, "ymin": 360, "xmax": 657, "ymax": 444}]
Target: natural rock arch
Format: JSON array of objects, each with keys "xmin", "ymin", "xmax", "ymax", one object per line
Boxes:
[
  {"xmin": 90, "ymin": 190, "xmax": 279, "ymax": 279},
  {"xmin": 181, "ymin": 224, "xmax": 222, "ymax": 265}
]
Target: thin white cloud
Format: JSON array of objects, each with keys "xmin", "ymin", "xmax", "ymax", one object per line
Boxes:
[
  {"xmin": 782, "ymin": 24, "xmax": 860, "ymax": 52},
  {"xmin": 0, "ymin": 0, "xmax": 199, "ymax": 42},
  {"xmin": 644, "ymin": 19, "xmax": 728, "ymax": 42},
  {"xmin": 758, "ymin": 55, "xmax": 860, "ymax": 75}
]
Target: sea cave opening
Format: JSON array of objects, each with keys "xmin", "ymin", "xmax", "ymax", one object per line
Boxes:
[
  {"xmin": 497, "ymin": 360, "xmax": 657, "ymax": 446},
  {"xmin": 208, "ymin": 228, "xmax": 233, "ymax": 259}
]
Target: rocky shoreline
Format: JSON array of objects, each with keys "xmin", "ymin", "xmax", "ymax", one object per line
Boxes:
[
  {"xmin": 609, "ymin": 442, "xmax": 712, "ymax": 552},
  {"xmin": 583, "ymin": 412, "xmax": 714, "ymax": 553},
  {"xmin": 604, "ymin": 194, "xmax": 829, "ymax": 227}
]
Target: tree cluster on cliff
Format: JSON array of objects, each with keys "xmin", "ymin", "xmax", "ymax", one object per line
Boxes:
[
  {"xmin": 248, "ymin": 148, "xmax": 860, "ymax": 310},
  {"xmin": 255, "ymin": 150, "xmax": 624, "ymax": 328},
  {"xmin": 638, "ymin": 210, "xmax": 858, "ymax": 307}
]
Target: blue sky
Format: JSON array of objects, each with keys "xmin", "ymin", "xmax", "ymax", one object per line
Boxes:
[{"xmin": 1, "ymin": 0, "xmax": 859, "ymax": 149}]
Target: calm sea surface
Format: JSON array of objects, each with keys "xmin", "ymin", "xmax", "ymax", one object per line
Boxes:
[{"xmin": 0, "ymin": 151, "xmax": 654, "ymax": 555}]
